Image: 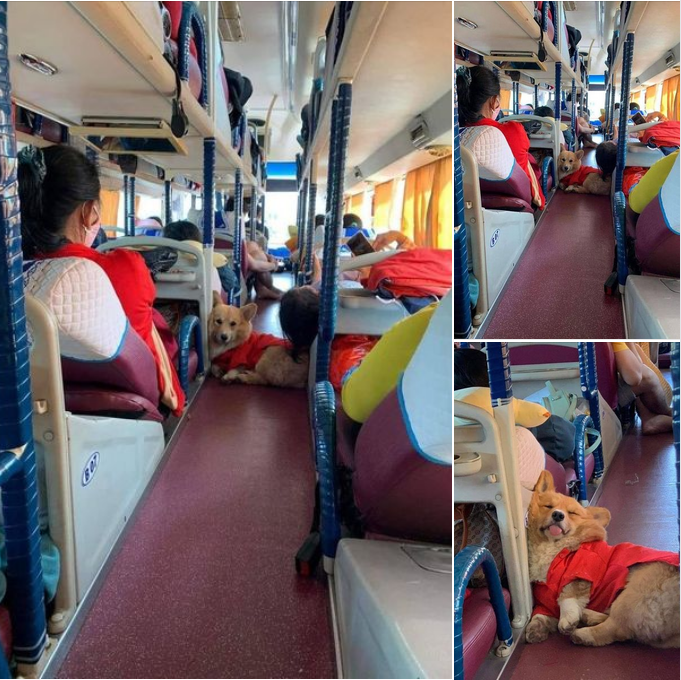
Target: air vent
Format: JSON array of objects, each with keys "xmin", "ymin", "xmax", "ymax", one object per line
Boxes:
[
  {"xmin": 219, "ymin": 2, "xmax": 244, "ymax": 42},
  {"xmin": 665, "ymin": 50, "xmax": 678, "ymax": 68},
  {"xmin": 71, "ymin": 118, "xmax": 188, "ymax": 156},
  {"xmin": 409, "ymin": 115, "xmax": 431, "ymax": 150}
]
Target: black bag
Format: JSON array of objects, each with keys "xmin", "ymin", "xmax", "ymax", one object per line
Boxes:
[
  {"xmin": 138, "ymin": 247, "xmax": 178, "ymax": 280},
  {"xmin": 223, "ymin": 67, "xmax": 253, "ymax": 129},
  {"xmin": 566, "ymin": 25, "xmax": 582, "ymax": 57}
]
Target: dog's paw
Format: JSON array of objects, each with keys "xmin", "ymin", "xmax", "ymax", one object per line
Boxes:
[
  {"xmin": 221, "ymin": 370, "xmax": 242, "ymax": 384},
  {"xmin": 565, "ymin": 185, "xmax": 576, "ymax": 193},
  {"xmin": 525, "ymin": 616, "xmax": 552, "ymax": 644},
  {"xmin": 570, "ymin": 628, "xmax": 595, "ymax": 646},
  {"xmin": 559, "ymin": 613, "xmax": 580, "ymax": 635},
  {"xmin": 211, "ymin": 365, "xmax": 224, "ymax": 379},
  {"xmin": 581, "ymin": 609, "xmax": 609, "ymax": 627}
]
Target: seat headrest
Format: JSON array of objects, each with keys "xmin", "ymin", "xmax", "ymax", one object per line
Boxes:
[
  {"xmin": 24, "ymin": 258, "xmax": 129, "ymax": 361},
  {"xmin": 398, "ymin": 291, "xmax": 452, "ymax": 465},
  {"xmin": 660, "ymin": 152, "xmax": 680, "ymax": 235},
  {"xmin": 460, "ymin": 125, "xmax": 516, "ymax": 181}
]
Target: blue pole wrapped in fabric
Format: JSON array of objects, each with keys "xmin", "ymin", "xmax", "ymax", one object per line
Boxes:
[
  {"xmin": 573, "ymin": 414, "xmax": 594, "ymax": 503},
  {"xmin": 487, "ymin": 342, "xmax": 513, "ymax": 403},
  {"xmin": 178, "ymin": 1, "xmax": 209, "ymax": 109},
  {"xmin": 297, "ymin": 178, "xmax": 309, "ymax": 287},
  {"xmin": 127, "ymin": 176, "xmax": 136, "ymax": 236},
  {"xmin": 0, "ymin": 0, "xmax": 48, "ymax": 664},
  {"xmin": 164, "ymin": 179, "xmax": 172, "ymax": 225},
  {"xmin": 671, "ymin": 343, "xmax": 679, "ymax": 547},
  {"xmin": 578, "ymin": 343, "xmax": 604, "ymax": 479},
  {"xmin": 317, "ymin": 83, "xmax": 352, "ymax": 383},
  {"xmin": 615, "ymin": 33, "xmax": 635, "ymax": 193},
  {"xmin": 202, "ymin": 138, "xmax": 215, "ymax": 247},
  {"xmin": 454, "ymin": 546, "xmax": 513, "ymax": 680},
  {"xmin": 571, "ymin": 78, "xmax": 577, "ymax": 151},
  {"xmin": 305, "ymin": 177, "xmax": 317, "ymax": 283},
  {"xmin": 232, "ymin": 169, "xmax": 243, "ymax": 306},
  {"xmin": 613, "ymin": 190, "xmax": 628, "ymax": 289},
  {"xmin": 453, "ymin": 74, "xmax": 471, "ymax": 338}
]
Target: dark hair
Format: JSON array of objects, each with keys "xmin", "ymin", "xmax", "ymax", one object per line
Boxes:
[
  {"xmin": 534, "ymin": 106, "xmax": 554, "ymax": 118},
  {"xmin": 629, "ymin": 102, "xmax": 640, "ymax": 112},
  {"xmin": 595, "ymin": 141, "xmax": 617, "ymax": 180},
  {"xmin": 18, "ymin": 144, "xmax": 101, "ymax": 258},
  {"xmin": 164, "ymin": 220, "xmax": 202, "ymax": 242},
  {"xmin": 225, "ymin": 197, "xmax": 235, "ymax": 212},
  {"xmin": 279, "ymin": 286, "xmax": 319, "ymax": 360},
  {"xmin": 456, "ymin": 66, "xmax": 501, "ymax": 125},
  {"xmin": 454, "ymin": 348, "xmax": 490, "ymax": 391},
  {"xmin": 314, "ymin": 214, "xmax": 325, "ymax": 227},
  {"xmin": 148, "ymin": 216, "xmax": 163, "ymax": 227},
  {"xmin": 614, "ymin": 103, "xmax": 620, "ymax": 110},
  {"xmin": 342, "ymin": 213, "xmax": 363, "ymax": 229}
]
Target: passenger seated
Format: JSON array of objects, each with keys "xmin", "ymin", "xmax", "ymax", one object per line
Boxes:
[
  {"xmin": 454, "ymin": 348, "xmax": 577, "ymax": 464},
  {"xmin": 612, "ymin": 342, "xmax": 672, "ymax": 434},
  {"xmin": 456, "ymin": 65, "xmax": 545, "ymax": 209},
  {"xmin": 18, "ymin": 144, "xmax": 185, "ymax": 416}
]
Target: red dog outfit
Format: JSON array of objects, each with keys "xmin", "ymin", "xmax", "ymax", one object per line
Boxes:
[
  {"xmin": 533, "ymin": 540, "xmax": 679, "ymax": 618},
  {"xmin": 561, "ymin": 165, "xmax": 602, "ymax": 187},
  {"xmin": 213, "ymin": 332, "xmax": 291, "ymax": 372}
]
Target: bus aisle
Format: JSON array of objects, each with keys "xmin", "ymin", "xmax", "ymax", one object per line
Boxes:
[{"xmin": 54, "ymin": 293, "xmax": 334, "ymax": 679}]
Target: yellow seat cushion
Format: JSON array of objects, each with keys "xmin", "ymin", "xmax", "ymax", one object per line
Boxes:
[
  {"xmin": 454, "ymin": 387, "xmax": 551, "ymax": 427},
  {"xmin": 629, "ymin": 150, "xmax": 679, "ymax": 214},
  {"xmin": 341, "ymin": 303, "xmax": 437, "ymax": 423}
]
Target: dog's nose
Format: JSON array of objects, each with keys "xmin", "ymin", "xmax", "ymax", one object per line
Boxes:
[
  {"xmin": 220, "ymin": 333, "xmax": 228, "ymax": 342},
  {"xmin": 552, "ymin": 510, "xmax": 564, "ymax": 522}
]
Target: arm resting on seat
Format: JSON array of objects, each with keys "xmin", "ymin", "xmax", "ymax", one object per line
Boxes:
[{"xmin": 454, "ymin": 546, "xmax": 514, "ymax": 680}]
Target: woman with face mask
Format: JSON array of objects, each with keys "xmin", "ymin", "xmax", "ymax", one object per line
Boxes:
[
  {"xmin": 18, "ymin": 144, "xmax": 185, "ymax": 416},
  {"xmin": 456, "ymin": 66, "xmax": 545, "ymax": 209}
]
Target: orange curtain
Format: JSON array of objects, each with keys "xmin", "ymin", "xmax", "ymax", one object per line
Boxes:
[
  {"xmin": 500, "ymin": 89, "xmax": 511, "ymax": 112},
  {"xmin": 134, "ymin": 195, "xmax": 141, "ymax": 217},
  {"xmin": 372, "ymin": 180, "xmax": 394, "ymax": 230},
  {"xmin": 660, "ymin": 76, "xmax": 680, "ymax": 121},
  {"xmin": 646, "ymin": 85, "xmax": 659, "ymax": 112},
  {"xmin": 100, "ymin": 189, "xmax": 120, "ymax": 233},
  {"xmin": 429, "ymin": 156, "xmax": 453, "ymax": 249},
  {"xmin": 402, "ymin": 163, "xmax": 436, "ymax": 246},
  {"xmin": 348, "ymin": 192, "xmax": 364, "ymax": 216}
]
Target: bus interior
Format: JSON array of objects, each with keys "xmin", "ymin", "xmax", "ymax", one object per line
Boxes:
[
  {"xmin": 0, "ymin": 1, "xmax": 453, "ymax": 678},
  {"xmin": 454, "ymin": 1, "xmax": 680, "ymax": 340},
  {"xmin": 454, "ymin": 341, "xmax": 680, "ymax": 680}
]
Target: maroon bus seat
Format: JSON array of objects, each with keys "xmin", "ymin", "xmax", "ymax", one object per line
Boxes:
[
  {"xmin": 633, "ymin": 193, "xmax": 680, "ymax": 278},
  {"xmin": 462, "ymin": 587, "xmax": 511, "ymax": 680}
]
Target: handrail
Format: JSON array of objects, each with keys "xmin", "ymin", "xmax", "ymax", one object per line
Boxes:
[
  {"xmin": 615, "ymin": 33, "xmax": 635, "ymax": 192},
  {"xmin": 454, "ymin": 546, "xmax": 513, "ymax": 680},
  {"xmin": 178, "ymin": 1, "xmax": 209, "ymax": 110},
  {"xmin": 0, "ymin": 0, "xmax": 48, "ymax": 667},
  {"xmin": 613, "ymin": 190, "xmax": 628, "ymax": 291},
  {"xmin": 578, "ymin": 343, "xmax": 604, "ymax": 480},
  {"xmin": 573, "ymin": 414, "xmax": 594, "ymax": 505}
]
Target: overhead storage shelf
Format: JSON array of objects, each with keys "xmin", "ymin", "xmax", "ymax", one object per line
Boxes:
[
  {"xmin": 301, "ymin": 1, "xmax": 452, "ymax": 189},
  {"xmin": 7, "ymin": 1, "xmax": 259, "ymax": 187}
]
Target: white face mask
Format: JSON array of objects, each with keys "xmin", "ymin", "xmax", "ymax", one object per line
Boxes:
[
  {"xmin": 492, "ymin": 104, "xmax": 501, "ymax": 120},
  {"xmin": 83, "ymin": 223, "xmax": 100, "ymax": 248}
]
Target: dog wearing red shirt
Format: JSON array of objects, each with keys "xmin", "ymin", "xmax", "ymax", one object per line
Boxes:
[
  {"xmin": 208, "ymin": 292, "xmax": 308, "ymax": 388},
  {"xmin": 526, "ymin": 471, "xmax": 679, "ymax": 648},
  {"xmin": 557, "ymin": 148, "xmax": 612, "ymax": 195}
]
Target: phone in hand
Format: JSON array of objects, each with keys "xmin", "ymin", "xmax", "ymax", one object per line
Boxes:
[
  {"xmin": 631, "ymin": 112, "xmax": 646, "ymax": 125},
  {"xmin": 346, "ymin": 231, "xmax": 375, "ymax": 257}
]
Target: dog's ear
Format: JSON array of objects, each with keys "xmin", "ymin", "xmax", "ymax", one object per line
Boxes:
[
  {"xmin": 575, "ymin": 149, "xmax": 585, "ymax": 160},
  {"xmin": 586, "ymin": 505, "xmax": 611, "ymax": 527},
  {"xmin": 212, "ymin": 291, "xmax": 223, "ymax": 308},
  {"xmin": 241, "ymin": 303, "xmax": 258, "ymax": 323},
  {"xmin": 534, "ymin": 470, "xmax": 555, "ymax": 494}
]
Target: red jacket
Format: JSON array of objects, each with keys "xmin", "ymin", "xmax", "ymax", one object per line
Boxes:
[
  {"xmin": 640, "ymin": 121, "xmax": 680, "ymax": 149},
  {"xmin": 40, "ymin": 243, "xmax": 185, "ymax": 415},
  {"xmin": 213, "ymin": 332, "xmax": 291, "ymax": 372},
  {"xmin": 561, "ymin": 165, "xmax": 601, "ymax": 187},
  {"xmin": 533, "ymin": 540, "xmax": 679, "ymax": 618}
]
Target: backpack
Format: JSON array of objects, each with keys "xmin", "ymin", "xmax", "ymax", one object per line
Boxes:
[
  {"xmin": 366, "ymin": 248, "xmax": 452, "ymax": 300},
  {"xmin": 566, "ymin": 25, "xmax": 582, "ymax": 57},
  {"xmin": 223, "ymin": 68, "xmax": 253, "ymax": 129}
]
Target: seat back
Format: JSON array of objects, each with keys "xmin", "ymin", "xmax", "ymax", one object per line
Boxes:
[
  {"xmin": 460, "ymin": 125, "xmax": 533, "ymax": 212},
  {"xmin": 352, "ymin": 293, "xmax": 452, "ymax": 543},
  {"xmin": 25, "ymin": 258, "xmax": 161, "ymax": 418},
  {"xmin": 635, "ymin": 153, "xmax": 680, "ymax": 278}
]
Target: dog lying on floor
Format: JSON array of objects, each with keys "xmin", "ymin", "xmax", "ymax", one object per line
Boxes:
[
  {"xmin": 208, "ymin": 292, "xmax": 308, "ymax": 388},
  {"xmin": 557, "ymin": 148, "xmax": 612, "ymax": 195},
  {"xmin": 525, "ymin": 470, "xmax": 679, "ymax": 648}
]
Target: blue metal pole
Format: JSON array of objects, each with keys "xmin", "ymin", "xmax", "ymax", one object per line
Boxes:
[
  {"xmin": 123, "ymin": 174, "xmax": 129, "ymax": 235},
  {"xmin": 615, "ymin": 33, "xmax": 635, "ymax": 193},
  {"xmin": 249, "ymin": 190, "xmax": 257, "ymax": 242},
  {"xmin": 317, "ymin": 83, "xmax": 352, "ymax": 383},
  {"xmin": 216, "ymin": 191, "xmax": 224, "ymax": 214},
  {"xmin": 453, "ymin": 73, "xmax": 471, "ymax": 338},
  {"xmin": 553, "ymin": 11, "xmax": 562, "ymax": 123},
  {"xmin": 613, "ymin": 190, "xmax": 628, "ymax": 290},
  {"xmin": 512, "ymin": 81, "xmax": 519, "ymax": 115},
  {"xmin": 573, "ymin": 414, "xmax": 593, "ymax": 504},
  {"xmin": 571, "ymin": 78, "xmax": 577, "ymax": 151},
  {"xmin": 578, "ymin": 343, "xmax": 604, "ymax": 479},
  {"xmin": 534, "ymin": 83, "xmax": 539, "ymax": 109},
  {"xmin": 671, "ymin": 343, "xmax": 679, "ymax": 547},
  {"xmin": 232, "ymin": 171, "xmax": 243, "ymax": 306},
  {"xmin": 202, "ymin": 138, "xmax": 215, "ymax": 247},
  {"xmin": 127, "ymin": 176, "xmax": 136, "ymax": 236},
  {"xmin": 297, "ymin": 178, "xmax": 309, "ymax": 287},
  {"xmin": 305, "ymin": 175, "xmax": 317, "ymax": 283},
  {"xmin": 454, "ymin": 546, "xmax": 513, "ymax": 680},
  {"xmin": 164, "ymin": 179, "xmax": 172, "ymax": 225},
  {"xmin": 0, "ymin": 1, "xmax": 48, "ymax": 663},
  {"xmin": 487, "ymin": 342, "xmax": 513, "ymax": 403}
]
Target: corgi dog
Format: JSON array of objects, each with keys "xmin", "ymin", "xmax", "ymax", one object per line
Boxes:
[
  {"xmin": 208, "ymin": 292, "xmax": 308, "ymax": 388},
  {"xmin": 557, "ymin": 148, "xmax": 612, "ymax": 195},
  {"xmin": 525, "ymin": 471, "xmax": 679, "ymax": 648}
]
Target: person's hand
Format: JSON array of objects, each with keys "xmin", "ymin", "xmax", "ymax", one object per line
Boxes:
[{"xmin": 373, "ymin": 230, "xmax": 415, "ymax": 251}]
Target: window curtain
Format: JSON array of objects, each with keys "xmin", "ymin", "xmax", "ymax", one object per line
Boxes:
[
  {"xmin": 661, "ymin": 76, "xmax": 680, "ymax": 121},
  {"xmin": 646, "ymin": 85, "xmax": 659, "ymax": 113},
  {"xmin": 430, "ymin": 156, "xmax": 453, "ymax": 249},
  {"xmin": 500, "ymin": 89, "xmax": 511, "ymax": 112},
  {"xmin": 100, "ymin": 189, "xmax": 120, "ymax": 233},
  {"xmin": 401, "ymin": 163, "xmax": 436, "ymax": 246},
  {"xmin": 348, "ymin": 192, "xmax": 364, "ymax": 216},
  {"xmin": 372, "ymin": 180, "xmax": 394, "ymax": 230}
]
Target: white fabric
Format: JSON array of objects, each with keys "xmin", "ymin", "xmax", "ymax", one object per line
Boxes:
[
  {"xmin": 211, "ymin": 266, "xmax": 222, "ymax": 294},
  {"xmin": 24, "ymin": 258, "xmax": 128, "ymax": 361},
  {"xmin": 399, "ymin": 291, "xmax": 452, "ymax": 464},
  {"xmin": 515, "ymin": 427, "xmax": 545, "ymax": 491},
  {"xmin": 459, "ymin": 125, "xmax": 515, "ymax": 182},
  {"xmin": 660, "ymin": 152, "xmax": 680, "ymax": 235}
]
